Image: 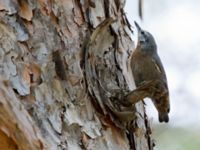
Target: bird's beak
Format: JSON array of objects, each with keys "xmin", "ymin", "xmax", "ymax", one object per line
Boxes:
[
  {"xmin": 134, "ymin": 21, "xmax": 145, "ymax": 44},
  {"xmin": 134, "ymin": 21, "xmax": 142, "ymax": 32}
]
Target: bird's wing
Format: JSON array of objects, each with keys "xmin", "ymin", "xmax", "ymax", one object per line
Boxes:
[{"xmin": 151, "ymin": 54, "xmax": 167, "ymax": 80}]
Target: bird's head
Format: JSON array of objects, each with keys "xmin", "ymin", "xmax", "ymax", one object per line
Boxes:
[
  {"xmin": 134, "ymin": 21, "xmax": 157, "ymax": 54},
  {"xmin": 153, "ymin": 95, "xmax": 170, "ymax": 123}
]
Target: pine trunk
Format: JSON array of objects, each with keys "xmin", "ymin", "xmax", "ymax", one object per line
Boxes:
[{"xmin": 0, "ymin": 0, "xmax": 153, "ymax": 149}]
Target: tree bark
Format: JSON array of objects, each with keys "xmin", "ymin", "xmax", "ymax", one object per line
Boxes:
[{"xmin": 0, "ymin": 0, "xmax": 153, "ymax": 149}]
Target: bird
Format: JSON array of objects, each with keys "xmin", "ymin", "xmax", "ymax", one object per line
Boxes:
[{"xmin": 129, "ymin": 21, "xmax": 170, "ymax": 123}]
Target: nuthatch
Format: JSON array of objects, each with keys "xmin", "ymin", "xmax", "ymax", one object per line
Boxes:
[{"xmin": 130, "ymin": 21, "xmax": 170, "ymax": 123}]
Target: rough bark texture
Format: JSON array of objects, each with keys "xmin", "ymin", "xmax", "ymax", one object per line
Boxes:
[{"xmin": 0, "ymin": 0, "xmax": 153, "ymax": 150}]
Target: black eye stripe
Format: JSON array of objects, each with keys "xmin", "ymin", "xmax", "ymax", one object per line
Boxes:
[{"xmin": 167, "ymin": 108, "xmax": 170, "ymax": 113}]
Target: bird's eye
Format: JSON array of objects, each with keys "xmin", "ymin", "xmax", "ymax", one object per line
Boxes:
[
  {"xmin": 167, "ymin": 108, "xmax": 170, "ymax": 113},
  {"xmin": 141, "ymin": 31, "xmax": 145, "ymax": 35}
]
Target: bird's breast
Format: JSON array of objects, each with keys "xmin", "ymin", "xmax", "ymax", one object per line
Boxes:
[{"xmin": 131, "ymin": 52, "xmax": 163, "ymax": 86}]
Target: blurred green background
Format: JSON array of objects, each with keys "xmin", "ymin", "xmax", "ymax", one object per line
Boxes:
[{"xmin": 154, "ymin": 125, "xmax": 200, "ymax": 150}]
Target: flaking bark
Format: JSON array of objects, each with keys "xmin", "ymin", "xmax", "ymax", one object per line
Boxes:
[{"xmin": 0, "ymin": 0, "xmax": 153, "ymax": 149}]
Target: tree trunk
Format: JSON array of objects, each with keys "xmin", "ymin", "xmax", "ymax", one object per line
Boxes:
[{"xmin": 0, "ymin": 0, "xmax": 153, "ymax": 150}]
